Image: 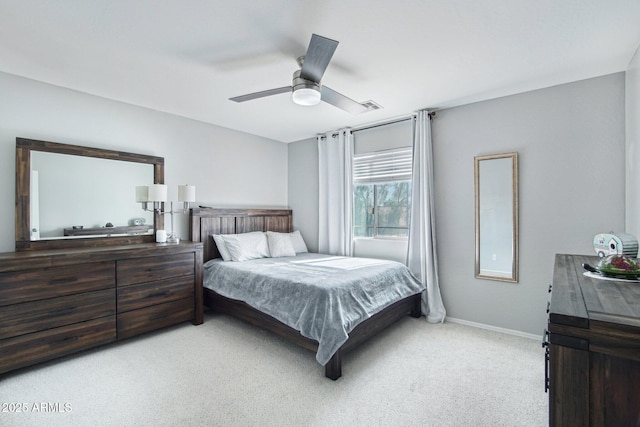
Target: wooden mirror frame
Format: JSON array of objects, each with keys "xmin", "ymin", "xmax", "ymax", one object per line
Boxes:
[
  {"xmin": 15, "ymin": 137, "xmax": 165, "ymax": 251},
  {"xmin": 474, "ymin": 152, "xmax": 519, "ymax": 282}
]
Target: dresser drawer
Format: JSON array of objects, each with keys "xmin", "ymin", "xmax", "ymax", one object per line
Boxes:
[
  {"xmin": 0, "ymin": 316, "xmax": 116, "ymax": 374},
  {"xmin": 117, "ymin": 276, "xmax": 194, "ymax": 313},
  {"xmin": 117, "ymin": 297, "xmax": 194, "ymax": 340},
  {"xmin": 0, "ymin": 262, "xmax": 115, "ymax": 306},
  {"xmin": 117, "ymin": 253, "xmax": 194, "ymax": 287},
  {"xmin": 0, "ymin": 289, "xmax": 115, "ymax": 340}
]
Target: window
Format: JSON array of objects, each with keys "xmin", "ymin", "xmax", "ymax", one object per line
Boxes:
[{"xmin": 353, "ymin": 147, "xmax": 412, "ymax": 238}]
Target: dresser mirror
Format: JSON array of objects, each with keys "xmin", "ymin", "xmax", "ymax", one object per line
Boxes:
[
  {"xmin": 16, "ymin": 138, "xmax": 164, "ymax": 251},
  {"xmin": 474, "ymin": 152, "xmax": 519, "ymax": 282}
]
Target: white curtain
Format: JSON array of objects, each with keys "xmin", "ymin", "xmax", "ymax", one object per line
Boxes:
[
  {"xmin": 318, "ymin": 130, "xmax": 354, "ymax": 256},
  {"xmin": 407, "ymin": 110, "xmax": 446, "ymax": 322}
]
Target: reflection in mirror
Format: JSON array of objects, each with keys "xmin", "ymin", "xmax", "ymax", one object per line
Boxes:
[
  {"xmin": 31, "ymin": 151, "xmax": 154, "ymax": 239},
  {"xmin": 15, "ymin": 138, "xmax": 164, "ymax": 251},
  {"xmin": 474, "ymin": 152, "xmax": 518, "ymax": 282}
]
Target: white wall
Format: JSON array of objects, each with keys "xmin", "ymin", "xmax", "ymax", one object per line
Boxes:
[
  {"xmin": 288, "ymin": 73, "xmax": 626, "ymax": 337},
  {"xmin": 626, "ymin": 44, "xmax": 640, "ymax": 236},
  {"xmin": 434, "ymin": 73, "xmax": 625, "ymax": 335},
  {"xmin": 0, "ymin": 71, "xmax": 288, "ymax": 253}
]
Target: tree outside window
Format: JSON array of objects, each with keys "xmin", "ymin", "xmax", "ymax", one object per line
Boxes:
[{"xmin": 353, "ymin": 181, "xmax": 411, "ymax": 238}]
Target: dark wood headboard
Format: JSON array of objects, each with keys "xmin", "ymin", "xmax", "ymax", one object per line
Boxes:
[{"xmin": 189, "ymin": 208, "xmax": 293, "ymax": 262}]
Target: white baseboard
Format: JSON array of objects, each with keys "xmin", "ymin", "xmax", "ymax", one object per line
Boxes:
[{"xmin": 445, "ymin": 317, "xmax": 542, "ymax": 341}]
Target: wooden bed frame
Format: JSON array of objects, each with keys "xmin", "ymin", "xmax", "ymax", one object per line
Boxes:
[{"xmin": 189, "ymin": 207, "xmax": 422, "ymax": 380}]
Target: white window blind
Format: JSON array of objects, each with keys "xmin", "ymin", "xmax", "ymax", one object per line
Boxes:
[{"xmin": 353, "ymin": 147, "xmax": 412, "ymax": 184}]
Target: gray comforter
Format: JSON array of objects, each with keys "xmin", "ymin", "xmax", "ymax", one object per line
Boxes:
[{"xmin": 203, "ymin": 253, "xmax": 425, "ymax": 365}]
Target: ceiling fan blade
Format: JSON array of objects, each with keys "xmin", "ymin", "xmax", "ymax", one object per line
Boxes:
[
  {"xmin": 230, "ymin": 86, "xmax": 292, "ymax": 103},
  {"xmin": 321, "ymin": 86, "xmax": 368, "ymax": 115},
  {"xmin": 299, "ymin": 34, "xmax": 338, "ymax": 83}
]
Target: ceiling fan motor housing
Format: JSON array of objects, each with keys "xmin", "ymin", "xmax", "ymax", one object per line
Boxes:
[{"xmin": 292, "ymin": 69, "xmax": 321, "ymax": 105}]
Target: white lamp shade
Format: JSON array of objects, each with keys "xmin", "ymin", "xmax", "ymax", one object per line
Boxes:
[
  {"xmin": 292, "ymin": 88, "xmax": 321, "ymax": 106},
  {"xmin": 135, "ymin": 186, "xmax": 149, "ymax": 203},
  {"xmin": 178, "ymin": 185, "xmax": 196, "ymax": 202},
  {"xmin": 147, "ymin": 184, "xmax": 168, "ymax": 202}
]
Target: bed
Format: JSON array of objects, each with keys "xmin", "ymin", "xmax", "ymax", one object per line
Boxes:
[{"xmin": 189, "ymin": 207, "xmax": 424, "ymax": 380}]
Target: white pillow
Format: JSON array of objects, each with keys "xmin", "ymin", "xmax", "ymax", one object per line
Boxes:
[
  {"xmin": 290, "ymin": 230, "xmax": 308, "ymax": 253},
  {"xmin": 212, "ymin": 234, "xmax": 232, "ymax": 261},
  {"xmin": 266, "ymin": 231, "xmax": 296, "ymax": 257},
  {"xmin": 222, "ymin": 231, "xmax": 270, "ymax": 262}
]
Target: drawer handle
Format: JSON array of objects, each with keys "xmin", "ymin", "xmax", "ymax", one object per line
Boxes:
[
  {"xmin": 546, "ymin": 301, "xmax": 551, "ymax": 314},
  {"xmin": 541, "ymin": 329, "xmax": 549, "ymax": 348},
  {"xmin": 544, "ymin": 347, "xmax": 550, "ymax": 393},
  {"xmin": 542, "ymin": 328, "xmax": 550, "ymax": 393},
  {"xmin": 547, "ymin": 284, "xmax": 552, "ymax": 293}
]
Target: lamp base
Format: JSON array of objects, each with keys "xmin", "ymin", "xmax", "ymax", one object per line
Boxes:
[{"xmin": 167, "ymin": 232, "xmax": 180, "ymax": 244}]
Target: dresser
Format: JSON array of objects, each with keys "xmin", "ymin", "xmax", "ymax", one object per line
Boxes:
[
  {"xmin": 0, "ymin": 242, "xmax": 203, "ymax": 374},
  {"xmin": 545, "ymin": 254, "xmax": 640, "ymax": 426}
]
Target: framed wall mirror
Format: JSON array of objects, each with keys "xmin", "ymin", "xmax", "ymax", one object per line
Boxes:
[
  {"xmin": 16, "ymin": 138, "xmax": 164, "ymax": 251},
  {"xmin": 474, "ymin": 152, "xmax": 519, "ymax": 282}
]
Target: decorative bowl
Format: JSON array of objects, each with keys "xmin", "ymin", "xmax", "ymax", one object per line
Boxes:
[{"xmin": 584, "ymin": 254, "xmax": 640, "ymax": 279}]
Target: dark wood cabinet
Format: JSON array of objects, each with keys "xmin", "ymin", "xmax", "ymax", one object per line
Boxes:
[
  {"xmin": 0, "ymin": 242, "xmax": 203, "ymax": 374},
  {"xmin": 546, "ymin": 254, "xmax": 640, "ymax": 426},
  {"xmin": 116, "ymin": 251, "xmax": 197, "ymax": 339}
]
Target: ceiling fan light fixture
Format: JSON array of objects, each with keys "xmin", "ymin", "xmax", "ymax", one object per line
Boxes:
[
  {"xmin": 292, "ymin": 69, "xmax": 321, "ymax": 106},
  {"xmin": 292, "ymin": 87, "xmax": 321, "ymax": 106}
]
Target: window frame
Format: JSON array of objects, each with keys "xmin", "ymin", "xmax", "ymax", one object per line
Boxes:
[
  {"xmin": 366, "ymin": 181, "xmax": 412, "ymax": 240},
  {"xmin": 352, "ymin": 145, "xmax": 413, "ymax": 240}
]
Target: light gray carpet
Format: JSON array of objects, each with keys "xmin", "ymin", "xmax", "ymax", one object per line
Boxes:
[{"xmin": 0, "ymin": 313, "xmax": 548, "ymax": 426}]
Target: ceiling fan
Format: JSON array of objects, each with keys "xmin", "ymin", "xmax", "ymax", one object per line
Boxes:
[{"xmin": 229, "ymin": 34, "xmax": 372, "ymax": 115}]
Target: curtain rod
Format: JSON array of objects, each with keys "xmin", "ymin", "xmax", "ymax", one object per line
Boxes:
[
  {"xmin": 318, "ymin": 111, "xmax": 435, "ymax": 139},
  {"xmin": 352, "ymin": 116, "xmax": 414, "ymax": 133}
]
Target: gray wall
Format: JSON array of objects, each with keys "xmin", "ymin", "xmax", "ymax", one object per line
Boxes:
[
  {"xmin": 435, "ymin": 73, "xmax": 624, "ymax": 335},
  {"xmin": 288, "ymin": 137, "xmax": 319, "ymax": 252},
  {"xmin": 0, "ymin": 71, "xmax": 288, "ymax": 253},
  {"xmin": 289, "ymin": 73, "xmax": 626, "ymax": 336}
]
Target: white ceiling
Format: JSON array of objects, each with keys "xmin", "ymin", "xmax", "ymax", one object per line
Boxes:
[{"xmin": 1, "ymin": 0, "xmax": 639, "ymax": 143}]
